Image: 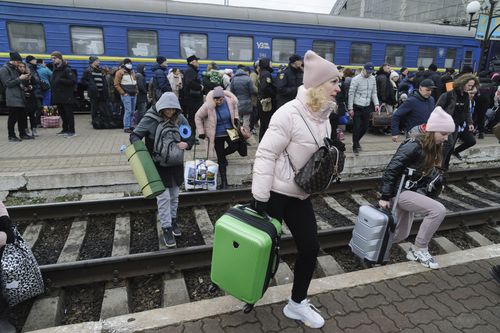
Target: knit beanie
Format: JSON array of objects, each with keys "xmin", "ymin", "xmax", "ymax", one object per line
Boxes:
[
  {"xmin": 9, "ymin": 51, "xmax": 22, "ymax": 62},
  {"xmin": 26, "ymin": 55, "xmax": 36, "ymax": 63},
  {"xmin": 156, "ymin": 56, "xmax": 167, "ymax": 64},
  {"xmin": 50, "ymin": 51, "xmax": 63, "ymax": 60},
  {"xmin": 89, "ymin": 56, "xmax": 99, "ymax": 64},
  {"xmin": 156, "ymin": 92, "xmax": 182, "ymax": 112},
  {"xmin": 212, "ymin": 86, "xmax": 225, "ymax": 98},
  {"xmin": 123, "ymin": 58, "xmax": 132, "ymax": 65},
  {"xmin": 303, "ymin": 50, "xmax": 340, "ymax": 89},
  {"xmin": 426, "ymin": 107, "xmax": 455, "ymax": 133},
  {"xmin": 0, "ymin": 201, "xmax": 8, "ymax": 217}
]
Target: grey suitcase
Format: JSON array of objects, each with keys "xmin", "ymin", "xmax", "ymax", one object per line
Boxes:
[{"xmin": 349, "ymin": 172, "xmax": 407, "ymax": 265}]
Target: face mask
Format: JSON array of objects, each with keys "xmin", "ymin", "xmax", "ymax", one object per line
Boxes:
[{"xmin": 125, "ymin": 64, "xmax": 132, "ymax": 70}]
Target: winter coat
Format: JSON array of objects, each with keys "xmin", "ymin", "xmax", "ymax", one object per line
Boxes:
[
  {"xmin": 152, "ymin": 63, "xmax": 172, "ymax": 98},
  {"xmin": 50, "ymin": 62, "xmax": 76, "ymax": 105},
  {"xmin": 436, "ymin": 88, "xmax": 471, "ymax": 128},
  {"xmin": 376, "ymin": 71, "xmax": 394, "ymax": 104},
  {"xmin": 182, "ymin": 64, "xmax": 203, "ymax": 112},
  {"xmin": 135, "ymin": 64, "xmax": 147, "ymax": 105},
  {"xmin": 276, "ymin": 65, "xmax": 303, "ymax": 108},
  {"xmin": 348, "ymin": 73, "xmax": 379, "ymax": 110},
  {"xmin": 167, "ymin": 72, "xmax": 183, "ymax": 98},
  {"xmin": 0, "ymin": 63, "xmax": 25, "ymax": 107},
  {"xmin": 230, "ymin": 69, "xmax": 256, "ymax": 115},
  {"xmin": 130, "ymin": 106, "xmax": 194, "ymax": 187},
  {"xmin": 81, "ymin": 66, "xmax": 109, "ymax": 101},
  {"xmin": 36, "ymin": 66, "xmax": 52, "ymax": 88},
  {"xmin": 391, "ymin": 90, "xmax": 435, "ymax": 135},
  {"xmin": 252, "ymin": 85, "xmax": 332, "ymax": 202},
  {"xmin": 27, "ymin": 63, "xmax": 43, "ymax": 99},
  {"xmin": 194, "ymin": 90, "xmax": 239, "ymax": 159},
  {"xmin": 114, "ymin": 67, "xmax": 137, "ymax": 96}
]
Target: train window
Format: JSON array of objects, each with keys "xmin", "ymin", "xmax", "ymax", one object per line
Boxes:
[
  {"xmin": 71, "ymin": 26, "xmax": 104, "ymax": 55},
  {"xmin": 312, "ymin": 41, "xmax": 335, "ymax": 62},
  {"xmin": 350, "ymin": 43, "xmax": 371, "ymax": 65},
  {"xmin": 464, "ymin": 50, "xmax": 473, "ymax": 65},
  {"xmin": 128, "ymin": 30, "xmax": 158, "ymax": 57},
  {"xmin": 385, "ymin": 45, "xmax": 404, "ymax": 67},
  {"xmin": 7, "ymin": 22, "xmax": 46, "ymax": 53},
  {"xmin": 272, "ymin": 39, "xmax": 295, "ymax": 63},
  {"xmin": 228, "ymin": 36, "xmax": 253, "ymax": 61},
  {"xmin": 180, "ymin": 33, "xmax": 207, "ymax": 59},
  {"xmin": 417, "ymin": 47, "xmax": 436, "ymax": 68},
  {"xmin": 445, "ymin": 48, "xmax": 456, "ymax": 68}
]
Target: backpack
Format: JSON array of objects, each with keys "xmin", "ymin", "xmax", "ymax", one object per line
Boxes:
[{"xmin": 152, "ymin": 119, "xmax": 184, "ymax": 167}]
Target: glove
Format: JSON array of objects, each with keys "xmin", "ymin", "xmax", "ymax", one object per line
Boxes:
[
  {"xmin": 198, "ymin": 134, "xmax": 206, "ymax": 139},
  {"xmin": 251, "ymin": 199, "xmax": 268, "ymax": 216}
]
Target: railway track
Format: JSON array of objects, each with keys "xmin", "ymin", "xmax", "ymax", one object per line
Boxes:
[{"xmin": 7, "ymin": 167, "xmax": 500, "ymax": 331}]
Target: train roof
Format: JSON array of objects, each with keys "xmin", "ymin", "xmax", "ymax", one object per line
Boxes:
[{"xmin": 6, "ymin": 0, "xmax": 475, "ymax": 38}]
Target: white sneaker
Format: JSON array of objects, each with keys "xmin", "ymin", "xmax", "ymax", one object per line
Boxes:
[
  {"xmin": 407, "ymin": 247, "xmax": 439, "ymax": 269},
  {"xmin": 283, "ymin": 298, "xmax": 325, "ymax": 329}
]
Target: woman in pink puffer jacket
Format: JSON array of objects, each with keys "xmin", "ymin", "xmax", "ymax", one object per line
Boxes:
[{"xmin": 251, "ymin": 50, "xmax": 341, "ymax": 329}]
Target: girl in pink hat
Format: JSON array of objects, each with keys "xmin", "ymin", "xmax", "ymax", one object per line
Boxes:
[{"xmin": 251, "ymin": 50, "xmax": 341, "ymax": 329}]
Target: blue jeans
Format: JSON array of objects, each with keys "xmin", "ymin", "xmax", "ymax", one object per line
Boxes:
[
  {"xmin": 121, "ymin": 95, "xmax": 136, "ymax": 129},
  {"xmin": 42, "ymin": 89, "xmax": 51, "ymax": 106}
]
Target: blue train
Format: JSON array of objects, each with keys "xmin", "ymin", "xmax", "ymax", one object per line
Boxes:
[{"xmin": 0, "ymin": 0, "xmax": 481, "ymax": 79}]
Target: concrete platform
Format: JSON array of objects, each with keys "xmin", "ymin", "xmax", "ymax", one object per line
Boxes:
[
  {"xmin": 0, "ymin": 114, "xmax": 499, "ymax": 199},
  {"xmin": 27, "ymin": 244, "xmax": 500, "ymax": 333}
]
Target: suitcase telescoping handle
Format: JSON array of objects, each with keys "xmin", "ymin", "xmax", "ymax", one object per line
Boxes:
[{"xmin": 240, "ymin": 203, "xmax": 273, "ymax": 222}]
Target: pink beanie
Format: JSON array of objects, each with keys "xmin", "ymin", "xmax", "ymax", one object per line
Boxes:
[
  {"xmin": 426, "ymin": 107, "xmax": 455, "ymax": 133},
  {"xmin": 303, "ymin": 50, "xmax": 340, "ymax": 89},
  {"xmin": 0, "ymin": 201, "xmax": 8, "ymax": 217},
  {"xmin": 0, "ymin": 232, "xmax": 6, "ymax": 247}
]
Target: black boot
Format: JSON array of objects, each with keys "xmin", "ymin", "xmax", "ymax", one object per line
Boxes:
[{"xmin": 219, "ymin": 165, "xmax": 228, "ymax": 189}]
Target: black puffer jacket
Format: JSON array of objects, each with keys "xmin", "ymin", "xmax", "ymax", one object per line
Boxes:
[
  {"xmin": 380, "ymin": 138, "xmax": 426, "ymax": 200},
  {"xmin": 436, "ymin": 88, "xmax": 471, "ymax": 127},
  {"xmin": 50, "ymin": 62, "xmax": 76, "ymax": 105}
]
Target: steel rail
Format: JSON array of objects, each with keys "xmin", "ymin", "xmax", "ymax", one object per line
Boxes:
[
  {"xmin": 9, "ymin": 167, "xmax": 500, "ymax": 220},
  {"xmin": 40, "ymin": 206, "xmax": 500, "ymax": 288}
]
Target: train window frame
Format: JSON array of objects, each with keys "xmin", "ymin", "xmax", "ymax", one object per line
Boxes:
[
  {"xmin": 180, "ymin": 33, "xmax": 208, "ymax": 60},
  {"xmin": 272, "ymin": 38, "xmax": 296, "ymax": 63},
  {"xmin": 312, "ymin": 40, "xmax": 335, "ymax": 62},
  {"xmin": 385, "ymin": 45, "xmax": 405, "ymax": 67},
  {"xmin": 127, "ymin": 29, "xmax": 159, "ymax": 57},
  {"xmin": 227, "ymin": 36, "xmax": 254, "ymax": 61},
  {"xmin": 417, "ymin": 47, "xmax": 436, "ymax": 68},
  {"xmin": 7, "ymin": 21, "xmax": 46, "ymax": 54},
  {"xmin": 70, "ymin": 25, "xmax": 105, "ymax": 55},
  {"xmin": 350, "ymin": 43, "xmax": 372, "ymax": 65},
  {"xmin": 445, "ymin": 48, "xmax": 457, "ymax": 68}
]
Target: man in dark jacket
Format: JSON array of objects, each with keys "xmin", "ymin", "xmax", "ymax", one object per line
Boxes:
[
  {"xmin": 376, "ymin": 63, "xmax": 394, "ymax": 108},
  {"xmin": 276, "ymin": 54, "xmax": 303, "ymax": 108},
  {"xmin": 81, "ymin": 56, "xmax": 111, "ymax": 126},
  {"xmin": 417, "ymin": 64, "xmax": 442, "ymax": 101},
  {"xmin": 182, "ymin": 55, "xmax": 203, "ymax": 134},
  {"xmin": 391, "ymin": 79, "xmax": 436, "ymax": 141},
  {"xmin": 257, "ymin": 57, "xmax": 277, "ymax": 141},
  {"xmin": 230, "ymin": 67, "xmax": 256, "ymax": 128},
  {"xmin": 0, "ymin": 52, "xmax": 30, "ymax": 141},
  {"xmin": 50, "ymin": 51, "xmax": 77, "ymax": 137},
  {"xmin": 26, "ymin": 55, "xmax": 44, "ymax": 132},
  {"xmin": 151, "ymin": 56, "xmax": 172, "ymax": 104}
]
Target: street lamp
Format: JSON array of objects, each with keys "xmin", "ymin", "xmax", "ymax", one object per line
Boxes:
[{"xmin": 467, "ymin": 0, "xmax": 498, "ymax": 71}]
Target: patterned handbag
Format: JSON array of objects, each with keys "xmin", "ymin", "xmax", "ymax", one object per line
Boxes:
[
  {"xmin": 286, "ymin": 112, "xmax": 346, "ymax": 194},
  {"xmin": 1, "ymin": 227, "xmax": 44, "ymax": 307}
]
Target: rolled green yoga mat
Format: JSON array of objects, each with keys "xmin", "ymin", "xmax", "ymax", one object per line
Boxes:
[{"xmin": 125, "ymin": 140, "xmax": 165, "ymax": 199}]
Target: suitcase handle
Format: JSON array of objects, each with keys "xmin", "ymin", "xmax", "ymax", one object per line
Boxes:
[{"xmin": 240, "ymin": 203, "xmax": 273, "ymax": 222}]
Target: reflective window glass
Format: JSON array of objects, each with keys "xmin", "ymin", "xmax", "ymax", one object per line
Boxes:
[
  {"xmin": 445, "ymin": 48, "xmax": 456, "ymax": 68},
  {"xmin": 272, "ymin": 39, "xmax": 295, "ymax": 63},
  {"xmin": 7, "ymin": 22, "xmax": 46, "ymax": 53},
  {"xmin": 128, "ymin": 30, "xmax": 158, "ymax": 57},
  {"xmin": 71, "ymin": 26, "xmax": 104, "ymax": 55},
  {"xmin": 385, "ymin": 45, "xmax": 405, "ymax": 67},
  {"xmin": 417, "ymin": 47, "xmax": 436, "ymax": 68},
  {"xmin": 228, "ymin": 36, "xmax": 253, "ymax": 61},
  {"xmin": 313, "ymin": 41, "xmax": 335, "ymax": 62},
  {"xmin": 350, "ymin": 43, "xmax": 372, "ymax": 64},
  {"xmin": 180, "ymin": 33, "xmax": 207, "ymax": 59}
]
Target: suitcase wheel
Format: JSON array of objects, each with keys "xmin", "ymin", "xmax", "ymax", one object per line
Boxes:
[
  {"xmin": 208, "ymin": 283, "xmax": 219, "ymax": 293},
  {"xmin": 243, "ymin": 303, "xmax": 254, "ymax": 314}
]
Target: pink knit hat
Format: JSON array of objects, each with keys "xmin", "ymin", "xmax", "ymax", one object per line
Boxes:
[
  {"xmin": 426, "ymin": 106, "xmax": 455, "ymax": 133},
  {"xmin": 303, "ymin": 50, "xmax": 340, "ymax": 89},
  {"xmin": 0, "ymin": 232, "xmax": 6, "ymax": 247},
  {"xmin": 0, "ymin": 201, "xmax": 8, "ymax": 217}
]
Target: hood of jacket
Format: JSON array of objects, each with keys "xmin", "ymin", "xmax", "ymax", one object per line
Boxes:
[
  {"xmin": 136, "ymin": 63, "xmax": 146, "ymax": 75},
  {"xmin": 234, "ymin": 69, "xmax": 247, "ymax": 77},
  {"xmin": 155, "ymin": 91, "xmax": 182, "ymax": 112},
  {"xmin": 151, "ymin": 63, "xmax": 165, "ymax": 72},
  {"xmin": 259, "ymin": 58, "xmax": 273, "ymax": 73}
]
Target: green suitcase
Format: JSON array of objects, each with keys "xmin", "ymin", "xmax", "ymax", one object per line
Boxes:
[
  {"xmin": 210, "ymin": 204, "xmax": 281, "ymax": 312},
  {"xmin": 125, "ymin": 140, "xmax": 165, "ymax": 199}
]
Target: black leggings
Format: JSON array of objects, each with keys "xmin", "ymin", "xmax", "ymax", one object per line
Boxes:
[
  {"xmin": 454, "ymin": 128, "xmax": 476, "ymax": 154},
  {"xmin": 266, "ymin": 192, "xmax": 319, "ymax": 303},
  {"xmin": 214, "ymin": 135, "xmax": 239, "ymax": 167}
]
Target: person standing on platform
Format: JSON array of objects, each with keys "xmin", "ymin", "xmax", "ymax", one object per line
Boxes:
[
  {"xmin": 379, "ymin": 107, "xmax": 454, "ymax": 269},
  {"xmin": 252, "ymin": 50, "xmax": 341, "ymax": 329},
  {"xmin": 436, "ymin": 73, "xmax": 478, "ymax": 170},
  {"xmin": 50, "ymin": 51, "xmax": 77, "ymax": 137},
  {"xmin": 257, "ymin": 57, "xmax": 277, "ymax": 141},
  {"xmin": 276, "ymin": 54, "xmax": 303, "ymax": 108},
  {"xmin": 348, "ymin": 62, "xmax": 380, "ymax": 154},
  {"xmin": 25, "ymin": 55, "xmax": 43, "ymax": 133},
  {"xmin": 230, "ymin": 66, "xmax": 256, "ymax": 129},
  {"xmin": 182, "ymin": 55, "xmax": 204, "ymax": 136},
  {"xmin": 151, "ymin": 56, "xmax": 172, "ymax": 105},
  {"xmin": 135, "ymin": 63, "xmax": 148, "ymax": 125},
  {"xmin": 376, "ymin": 63, "xmax": 393, "ymax": 112},
  {"xmin": 249, "ymin": 60, "xmax": 260, "ymax": 134},
  {"xmin": 114, "ymin": 58, "xmax": 138, "ymax": 133},
  {"xmin": 195, "ymin": 86, "xmax": 240, "ymax": 189},
  {"xmin": 167, "ymin": 68, "xmax": 183, "ymax": 99},
  {"xmin": 36, "ymin": 58, "xmax": 52, "ymax": 108},
  {"xmin": 130, "ymin": 92, "xmax": 194, "ymax": 247},
  {"xmin": 0, "ymin": 52, "xmax": 29, "ymax": 142},
  {"xmin": 82, "ymin": 56, "xmax": 110, "ymax": 126},
  {"xmin": 17, "ymin": 62, "xmax": 38, "ymax": 139}
]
